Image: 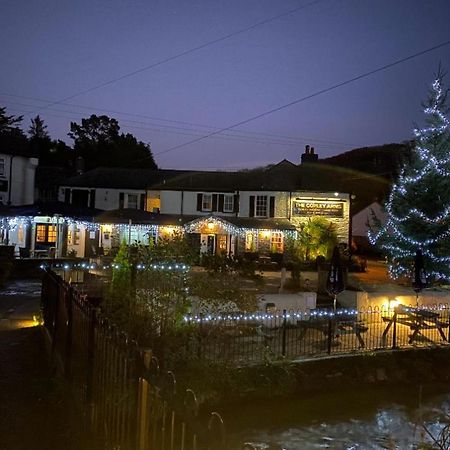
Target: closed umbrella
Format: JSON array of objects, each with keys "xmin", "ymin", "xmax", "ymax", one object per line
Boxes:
[{"xmin": 326, "ymin": 246, "xmax": 345, "ymax": 310}]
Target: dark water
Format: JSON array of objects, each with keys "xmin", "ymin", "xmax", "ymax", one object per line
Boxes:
[{"xmin": 224, "ymin": 384, "xmax": 450, "ymax": 449}]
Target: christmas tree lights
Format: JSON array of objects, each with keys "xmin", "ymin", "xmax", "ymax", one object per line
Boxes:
[{"xmin": 370, "ymin": 73, "xmax": 450, "ymax": 281}]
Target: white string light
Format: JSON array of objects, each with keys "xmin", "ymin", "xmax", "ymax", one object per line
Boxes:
[{"xmin": 370, "ymin": 76, "xmax": 450, "ymax": 280}]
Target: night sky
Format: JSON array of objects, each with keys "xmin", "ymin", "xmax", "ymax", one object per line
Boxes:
[{"xmin": 1, "ymin": 0, "xmax": 450, "ymax": 170}]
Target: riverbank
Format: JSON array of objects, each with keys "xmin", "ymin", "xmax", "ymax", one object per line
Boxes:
[{"xmin": 181, "ymin": 346, "xmax": 450, "ymax": 412}]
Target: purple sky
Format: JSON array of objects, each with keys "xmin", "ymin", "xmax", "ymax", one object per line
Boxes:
[{"xmin": 1, "ymin": 0, "xmax": 450, "ymax": 170}]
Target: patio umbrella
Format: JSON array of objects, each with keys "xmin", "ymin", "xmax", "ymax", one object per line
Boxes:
[
  {"xmin": 412, "ymin": 249, "xmax": 428, "ymax": 294},
  {"xmin": 326, "ymin": 246, "xmax": 345, "ymax": 310}
]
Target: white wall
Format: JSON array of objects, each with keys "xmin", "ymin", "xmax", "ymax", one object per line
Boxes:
[
  {"xmin": 0, "ymin": 154, "xmax": 38, "ymax": 205},
  {"xmin": 59, "ymin": 186, "xmax": 145, "ymax": 210},
  {"xmin": 159, "ymin": 191, "xmax": 183, "ymax": 214},
  {"xmin": 352, "ymin": 201, "xmax": 386, "ymax": 237},
  {"xmin": 238, "ymin": 191, "xmax": 287, "ymax": 217}
]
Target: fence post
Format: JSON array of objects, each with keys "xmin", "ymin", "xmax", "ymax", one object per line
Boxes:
[
  {"xmin": 327, "ymin": 317, "xmax": 333, "ymax": 355},
  {"xmin": 392, "ymin": 312, "xmax": 397, "ymax": 349},
  {"xmin": 282, "ymin": 309, "xmax": 287, "ymax": 357},
  {"xmin": 64, "ymin": 285, "xmax": 73, "ymax": 379},
  {"xmin": 86, "ymin": 306, "xmax": 99, "ymax": 425},
  {"xmin": 137, "ymin": 349, "xmax": 152, "ymax": 450}
]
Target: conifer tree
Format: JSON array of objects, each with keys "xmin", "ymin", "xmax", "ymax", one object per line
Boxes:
[{"xmin": 370, "ymin": 72, "xmax": 450, "ymax": 281}]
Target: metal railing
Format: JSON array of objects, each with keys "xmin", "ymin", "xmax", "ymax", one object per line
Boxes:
[
  {"xmin": 182, "ymin": 306, "xmax": 450, "ymax": 364},
  {"xmin": 41, "ymin": 269, "xmax": 227, "ymax": 450},
  {"xmin": 41, "ymin": 268, "xmax": 450, "ymax": 449}
]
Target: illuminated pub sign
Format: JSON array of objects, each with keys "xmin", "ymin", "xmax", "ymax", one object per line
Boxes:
[{"xmin": 293, "ymin": 200, "xmax": 344, "ymax": 218}]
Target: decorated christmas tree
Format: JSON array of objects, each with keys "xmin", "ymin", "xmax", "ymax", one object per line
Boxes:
[{"xmin": 370, "ymin": 71, "xmax": 450, "ymax": 281}]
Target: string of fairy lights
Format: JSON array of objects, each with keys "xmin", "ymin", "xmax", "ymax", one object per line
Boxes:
[
  {"xmin": 370, "ymin": 76, "xmax": 450, "ymax": 280},
  {"xmin": 46, "ymin": 261, "xmax": 189, "ymax": 271},
  {"xmin": 1, "ymin": 215, "xmax": 296, "ymax": 239}
]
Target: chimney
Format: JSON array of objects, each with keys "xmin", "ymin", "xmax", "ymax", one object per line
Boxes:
[{"xmin": 300, "ymin": 145, "xmax": 319, "ymax": 164}]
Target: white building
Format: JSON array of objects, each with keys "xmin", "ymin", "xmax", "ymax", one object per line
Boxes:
[{"xmin": 0, "ymin": 152, "xmax": 38, "ymax": 206}]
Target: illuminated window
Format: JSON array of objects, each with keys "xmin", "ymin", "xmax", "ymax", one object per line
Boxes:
[
  {"xmin": 47, "ymin": 226, "xmax": 57, "ymax": 243},
  {"xmin": 67, "ymin": 227, "xmax": 80, "ymax": 245},
  {"xmin": 17, "ymin": 225, "xmax": 24, "ymax": 243},
  {"xmin": 36, "ymin": 225, "xmax": 47, "ymax": 243},
  {"xmin": 255, "ymin": 196, "xmax": 268, "ymax": 217},
  {"xmin": 202, "ymin": 194, "xmax": 212, "ymax": 211},
  {"xmin": 271, "ymin": 232, "xmax": 283, "ymax": 253},
  {"xmin": 245, "ymin": 232, "xmax": 258, "ymax": 252},
  {"xmin": 218, "ymin": 235, "xmax": 227, "ymax": 253},
  {"xmin": 36, "ymin": 224, "xmax": 56, "ymax": 243},
  {"xmin": 223, "ymin": 194, "xmax": 234, "ymax": 212}
]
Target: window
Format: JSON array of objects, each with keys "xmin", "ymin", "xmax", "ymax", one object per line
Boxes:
[
  {"xmin": 245, "ymin": 232, "xmax": 258, "ymax": 252},
  {"xmin": 127, "ymin": 194, "xmax": 138, "ymax": 209},
  {"xmin": 255, "ymin": 195, "xmax": 268, "ymax": 217},
  {"xmin": 202, "ymin": 193, "xmax": 212, "ymax": 211},
  {"xmin": 68, "ymin": 226, "xmax": 80, "ymax": 245},
  {"xmin": 0, "ymin": 158, "xmax": 4, "ymax": 176},
  {"xmin": 36, "ymin": 225, "xmax": 56, "ymax": 243},
  {"xmin": 271, "ymin": 232, "xmax": 283, "ymax": 253},
  {"xmin": 223, "ymin": 194, "xmax": 234, "ymax": 212}
]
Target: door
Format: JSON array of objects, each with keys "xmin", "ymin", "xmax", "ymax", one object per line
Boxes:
[{"xmin": 200, "ymin": 234, "xmax": 216, "ymax": 254}]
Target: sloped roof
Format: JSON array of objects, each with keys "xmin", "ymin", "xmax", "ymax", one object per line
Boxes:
[
  {"xmin": 150, "ymin": 160, "xmax": 304, "ymax": 191},
  {"xmin": 92, "ymin": 210, "xmax": 296, "ymax": 230},
  {"xmin": 61, "ymin": 167, "xmax": 191, "ymax": 189},
  {"xmin": 0, "ymin": 201, "xmax": 101, "ymax": 220}
]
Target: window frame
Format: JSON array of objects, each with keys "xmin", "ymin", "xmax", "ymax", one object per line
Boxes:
[
  {"xmin": 126, "ymin": 194, "xmax": 139, "ymax": 209},
  {"xmin": 223, "ymin": 194, "xmax": 234, "ymax": 213},
  {"xmin": 202, "ymin": 193, "xmax": 213, "ymax": 211},
  {"xmin": 255, "ymin": 195, "xmax": 268, "ymax": 217},
  {"xmin": 270, "ymin": 232, "xmax": 283, "ymax": 253},
  {"xmin": 36, "ymin": 224, "xmax": 57, "ymax": 244}
]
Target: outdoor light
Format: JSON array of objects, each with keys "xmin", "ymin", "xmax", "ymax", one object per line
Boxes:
[
  {"xmin": 207, "ymin": 221, "xmax": 215, "ymax": 230},
  {"xmin": 388, "ymin": 298, "xmax": 399, "ymax": 311}
]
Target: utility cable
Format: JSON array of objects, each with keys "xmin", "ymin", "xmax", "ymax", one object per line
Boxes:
[
  {"xmin": 154, "ymin": 38, "xmax": 450, "ymax": 157},
  {"xmin": 22, "ymin": 0, "xmax": 326, "ymax": 118}
]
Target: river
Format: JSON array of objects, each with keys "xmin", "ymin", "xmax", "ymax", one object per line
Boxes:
[{"xmin": 224, "ymin": 383, "xmax": 450, "ymax": 449}]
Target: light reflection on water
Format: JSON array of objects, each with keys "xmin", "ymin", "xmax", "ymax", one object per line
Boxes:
[{"xmin": 225, "ymin": 386, "xmax": 450, "ymax": 449}]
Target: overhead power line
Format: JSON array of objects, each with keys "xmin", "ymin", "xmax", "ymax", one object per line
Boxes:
[
  {"xmin": 22, "ymin": 0, "xmax": 326, "ymax": 118},
  {"xmin": 1, "ymin": 91, "xmax": 358, "ymax": 148},
  {"xmin": 155, "ymin": 38, "xmax": 450, "ymax": 157}
]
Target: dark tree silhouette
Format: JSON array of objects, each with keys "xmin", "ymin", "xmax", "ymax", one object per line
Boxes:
[
  {"xmin": 28, "ymin": 115, "xmax": 49, "ymax": 140},
  {"xmin": 68, "ymin": 114, "xmax": 157, "ymax": 170}
]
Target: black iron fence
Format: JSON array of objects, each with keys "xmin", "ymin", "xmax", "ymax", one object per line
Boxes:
[
  {"xmin": 183, "ymin": 304, "xmax": 450, "ymax": 365},
  {"xmin": 41, "ymin": 268, "xmax": 450, "ymax": 448},
  {"xmin": 41, "ymin": 269, "xmax": 228, "ymax": 450}
]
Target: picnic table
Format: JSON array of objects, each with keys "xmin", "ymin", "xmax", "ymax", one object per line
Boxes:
[
  {"xmin": 297, "ymin": 309, "xmax": 368, "ymax": 348},
  {"xmin": 381, "ymin": 304, "xmax": 449, "ymax": 345}
]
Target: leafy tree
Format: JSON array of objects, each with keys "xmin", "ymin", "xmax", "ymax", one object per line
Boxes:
[
  {"xmin": 0, "ymin": 106, "xmax": 29, "ymax": 157},
  {"xmin": 0, "ymin": 106, "xmax": 23, "ymax": 135},
  {"xmin": 370, "ymin": 72, "xmax": 450, "ymax": 281},
  {"xmin": 68, "ymin": 114, "xmax": 157, "ymax": 170},
  {"xmin": 288, "ymin": 217, "xmax": 338, "ymax": 262}
]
